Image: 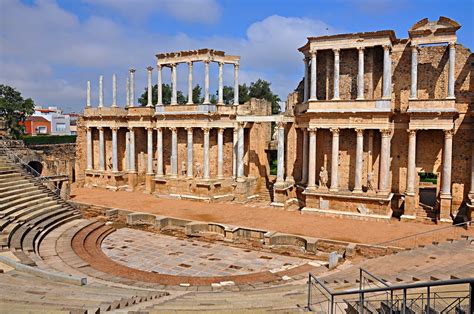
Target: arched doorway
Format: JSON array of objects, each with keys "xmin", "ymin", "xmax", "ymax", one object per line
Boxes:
[{"xmin": 28, "ymin": 161, "xmax": 43, "ymax": 175}]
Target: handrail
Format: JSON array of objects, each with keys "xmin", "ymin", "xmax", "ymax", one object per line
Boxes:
[
  {"xmin": 0, "ymin": 141, "xmax": 61, "ymax": 196},
  {"xmin": 376, "ymin": 220, "xmax": 472, "ymax": 247},
  {"xmin": 307, "ymin": 269, "xmax": 474, "ymax": 312}
]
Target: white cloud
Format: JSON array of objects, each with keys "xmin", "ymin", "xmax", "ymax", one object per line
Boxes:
[
  {"xmin": 0, "ymin": 1, "xmax": 334, "ymax": 111},
  {"xmin": 84, "ymin": 0, "xmax": 222, "ymax": 24}
]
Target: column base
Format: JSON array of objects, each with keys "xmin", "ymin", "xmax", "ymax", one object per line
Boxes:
[
  {"xmin": 439, "ymin": 194, "xmax": 452, "ymax": 221},
  {"xmin": 446, "ymin": 96, "xmax": 455, "ymax": 100},
  {"xmin": 404, "ymin": 193, "xmax": 417, "ymax": 216},
  {"xmin": 145, "ymin": 174, "xmax": 155, "ymax": 194},
  {"xmin": 236, "ymin": 177, "xmax": 246, "ymax": 183},
  {"xmin": 127, "ymin": 172, "xmax": 138, "ymax": 191},
  {"xmin": 352, "ymin": 188, "xmax": 363, "ymax": 194},
  {"xmin": 308, "ymin": 98, "xmax": 318, "ymax": 102},
  {"xmin": 186, "ymin": 102, "xmax": 194, "ymax": 105},
  {"xmin": 331, "ymin": 97, "xmax": 340, "ymax": 101},
  {"xmin": 356, "ymin": 97, "xmax": 364, "ymax": 100},
  {"xmin": 329, "ymin": 187, "xmax": 339, "ymax": 192}
]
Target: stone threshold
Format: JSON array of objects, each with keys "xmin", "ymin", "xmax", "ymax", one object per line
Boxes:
[{"xmin": 301, "ymin": 207, "xmax": 392, "ymax": 223}]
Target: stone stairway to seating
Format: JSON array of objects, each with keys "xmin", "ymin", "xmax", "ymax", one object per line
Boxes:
[
  {"xmin": 319, "ymin": 235, "xmax": 474, "ymax": 291},
  {"xmin": 0, "ymin": 155, "xmax": 81, "ymax": 252}
]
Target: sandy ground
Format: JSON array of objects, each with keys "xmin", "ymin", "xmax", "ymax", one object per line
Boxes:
[{"xmin": 71, "ymin": 186, "xmax": 472, "ymax": 245}]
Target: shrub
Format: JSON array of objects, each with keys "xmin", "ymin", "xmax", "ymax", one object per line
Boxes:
[{"xmin": 22, "ymin": 135, "xmax": 76, "ymax": 145}]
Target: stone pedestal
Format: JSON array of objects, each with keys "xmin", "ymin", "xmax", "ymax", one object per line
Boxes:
[
  {"xmin": 439, "ymin": 194, "xmax": 452, "ymax": 222},
  {"xmin": 145, "ymin": 174, "xmax": 155, "ymax": 194},
  {"xmin": 272, "ymin": 182, "xmax": 297, "ymax": 209},
  {"xmin": 127, "ymin": 172, "xmax": 138, "ymax": 191},
  {"xmin": 403, "ymin": 194, "xmax": 417, "ymax": 217}
]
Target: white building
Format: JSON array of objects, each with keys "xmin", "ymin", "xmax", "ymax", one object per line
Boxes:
[{"xmin": 33, "ymin": 106, "xmax": 71, "ymax": 135}]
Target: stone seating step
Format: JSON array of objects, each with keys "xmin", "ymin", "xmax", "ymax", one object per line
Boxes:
[
  {"xmin": 0, "ymin": 189, "xmax": 47, "ymax": 206},
  {"xmin": 0, "ymin": 199, "xmax": 58, "ymax": 222},
  {"xmin": 0, "ymin": 172, "xmax": 22, "ymax": 180},
  {"xmin": 23, "ymin": 212, "xmax": 81, "ymax": 252},
  {"xmin": 9, "ymin": 207, "xmax": 75, "ymax": 249},
  {"xmin": 0, "ymin": 178, "xmax": 31, "ymax": 189},
  {"xmin": 0, "ymin": 192, "xmax": 51, "ymax": 211},
  {"xmin": 0, "ymin": 185, "xmax": 40, "ymax": 200},
  {"xmin": 0, "ymin": 181, "xmax": 36, "ymax": 194}
]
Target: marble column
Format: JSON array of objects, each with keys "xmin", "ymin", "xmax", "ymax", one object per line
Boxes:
[
  {"xmin": 157, "ymin": 65, "xmax": 163, "ymax": 106},
  {"xmin": 128, "ymin": 128, "xmax": 136, "ymax": 172},
  {"xmin": 156, "ymin": 127, "xmax": 164, "ymax": 177},
  {"xmin": 86, "ymin": 127, "xmax": 92, "ymax": 170},
  {"xmin": 302, "ymin": 129, "xmax": 309, "ymax": 183},
  {"xmin": 307, "ymin": 128, "xmax": 317, "ymax": 189},
  {"xmin": 111, "ymin": 127, "xmax": 118, "ymax": 172},
  {"xmin": 125, "ymin": 131, "xmax": 130, "ymax": 171},
  {"xmin": 170, "ymin": 127, "xmax": 178, "ymax": 177},
  {"xmin": 354, "ymin": 129, "xmax": 364, "ymax": 193},
  {"xmin": 217, "ymin": 128, "xmax": 224, "ymax": 179},
  {"xmin": 333, "ymin": 49, "xmax": 340, "ymax": 100},
  {"xmin": 218, "ymin": 62, "xmax": 224, "ymax": 105},
  {"xmin": 237, "ymin": 123, "xmax": 245, "ymax": 179},
  {"xmin": 112, "ymin": 74, "xmax": 117, "ymax": 107},
  {"xmin": 379, "ymin": 129, "xmax": 392, "ymax": 193},
  {"xmin": 204, "ymin": 61, "xmax": 210, "ymax": 104},
  {"xmin": 330, "ymin": 128, "xmax": 340, "ymax": 192},
  {"xmin": 276, "ymin": 122, "xmax": 286, "ymax": 183},
  {"xmin": 147, "ymin": 127, "xmax": 153, "ymax": 175},
  {"xmin": 86, "ymin": 81, "xmax": 91, "ymax": 108},
  {"xmin": 187, "ymin": 62, "xmax": 193, "ymax": 104},
  {"xmin": 126, "ymin": 77, "xmax": 130, "ymax": 107},
  {"xmin": 203, "ymin": 128, "xmax": 210, "ymax": 179},
  {"xmin": 357, "ymin": 47, "xmax": 365, "ymax": 100},
  {"xmin": 406, "ymin": 129, "xmax": 417, "ymax": 195},
  {"xmin": 382, "ymin": 45, "xmax": 392, "ymax": 99},
  {"xmin": 233, "ymin": 127, "xmax": 238, "ymax": 178},
  {"xmin": 234, "ymin": 64, "xmax": 239, "ymax": 105},
  {"xmin": 146, "ymin": 66, "xmax": 153, "ymax": 107},
  {"xmin": 171, "ymin": 64, "xmax": 177, "ymax": 105},
  {"xmin": 186, "ymin": 127, "xmax": 193, "ymax": 178},
  {"xmin": 129, "ymin": 68, "xmax": 135, "ymax": 107},
  {"xmin": 303, "ymin": 58, "xmax": 309, "ymax": 102},
  {"xmin": 98, "ymin": 127, "xmax": 105, "ymax": 171},
  {"xmin": 410, "ymin": 46, "xmax": 418, "ymax": 99},
  {"xmin": 448, "ymin": 43, "xmax": 456, "ymax": 99},
  {"xmin": 441, "ymin": 129, "xmax": 454, "ymax": 196},
  {"xmin": 309, "ymin": 51, "xmax": 317, "ymax": 101},
  {"xmin": 98, "ymin": 75, "xmax": 104, "ymax": 108}
]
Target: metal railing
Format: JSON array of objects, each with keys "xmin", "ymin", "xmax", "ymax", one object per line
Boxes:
[
  {"xmin": 308, "ymin": 271, "xmax": 474, "ymax": 313},
  {"xmin": 375, "ymin": 220, "xmax": 472, "ymax": 249},
  {"xmin": 0, "ymin": 141, "xmax": 61, "ymax": 196}
]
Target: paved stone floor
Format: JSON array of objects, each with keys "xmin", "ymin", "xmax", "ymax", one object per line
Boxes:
[{"xmin": 102, "ymin": 228, "xmax": 309, "ymax": 277}]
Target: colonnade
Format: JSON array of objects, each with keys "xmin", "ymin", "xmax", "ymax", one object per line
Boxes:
[
  {"xmin": 85, "ymin": 61, "xmax": 241, "ymax": 109},
  {"xmin": 85, "ymin": 124, "xmax": 246, "ymax": 181},
  {"xmin": 155, "ymin": 60, "xmax": 240, "ymax": 106},
  {"xmin": 405, "ymin": 129, "xmax": 454, "ymax": 198},
  {"xmin": 303, "ymin": 45, "xmax": 392, "ymax": 102},
  {"xmin": 300, "ymin": 128, "xmax": 392, "ymax": 194},
  {"xmin": 410, "ymin": 43, "xmax": 456, "ymax": 99}
]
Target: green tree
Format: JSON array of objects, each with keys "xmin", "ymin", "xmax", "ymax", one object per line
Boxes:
[
  {"xmin": 0, "ymin": 84, "xmax": 35, "ymax": 139},
  {"xmin": 249, "ymin": 79, "xmax": 281, "ymax": 114},
  {"xmin": 239, "ymin": 83, "xmax": 251, "ymax": 104},
  {"xmin": 192, "ymin": 84, "xmax": 203, "ymax": 104},
  {"xmin": 222, "ymin": 85, "xmax": 234, "ymax": 104},
  {"xmin": 139, "ymin": 84, "xmax": 195, "ymax": 105}
]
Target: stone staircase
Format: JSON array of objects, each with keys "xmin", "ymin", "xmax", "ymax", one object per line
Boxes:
[{"xmin": 0, "ymin": 155, "xmax": 81, "ymax": 252}]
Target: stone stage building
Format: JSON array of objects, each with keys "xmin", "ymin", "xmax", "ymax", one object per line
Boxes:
[{"xmin": 76, "ymin": 17, "xmax": 474, "ymax": 223}]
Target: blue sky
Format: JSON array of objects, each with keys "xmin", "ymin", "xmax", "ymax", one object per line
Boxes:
[{"xmin": 1, "ymin": 0, "xmax": 473, "ymax": 113}]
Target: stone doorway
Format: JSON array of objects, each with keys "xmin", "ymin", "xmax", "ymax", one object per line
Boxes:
[
  {"xmin": 418, "ymin": 172, "xmax": 438, "ymax": 209},
  {"xmin": 28, "ymin": 160, "xmax": 43, "ymax": 175}
]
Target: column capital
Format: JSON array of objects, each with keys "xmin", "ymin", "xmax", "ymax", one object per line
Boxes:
[
  {"xmin": 444, "ymin": 129, "xmax": 455, "ymax": 138},
  {"xmin": 185, "ymin": 127, "xmax": 193, "ymax": 134},
  {"xmin": 333, "ymin": 48, "xmax": 340, "ymax": 55},
  {"xmin": 97, "ymin": 126, "xmax": 104, "ymax": 131},
  {"xmin": 355, "ymin": 128, "xmax": 364, "ymax": 136},
  {"xmin": 187, "ymin": 61, "xmax": 193, "ymax": 66},
  {"xmin": 411, "ymin": 45, "xmax": 419, "ymax": 52},
  {"xmin": 110, "ymin": 126, "xmax": 119, "ymax": 132},
  {"xmin": 146, "ymin": 66, "xmax": 153, "ymax": 72},
  {"xmin": 233, "ymin": 127, "xmax": 238, "ymax": 134},
  {"xmin": 383, "ymin": 44, "xmax": 392, "ymax": 51},
  {"xmin": 203, "ymin": 60, "xmax": 210, "ymax": 64},
  {"xmin": 170, "ymin": 63, "xmax": 177, "ymax": 68},
  {"xmin": 127, "ymin": 126, "xmax": 134, "ymax": 132},
  {"xmin": 170, "ymin": 127, "xmax": 177, "ymax": 132},
  {"xmin": 307, "ymin": 127, "xmax": 317, "ymax": 133},
  {"xmin": 234, "ymin": 63, "xmax": 240, "ymax": 70},
  {"xmin": 380, "ymin": 129, "xmax": 392, "ymax": 137},
  {"xmin": 238, "ymin": 121, "xmax": 245, "ymax": 128},
  {"xmin": 449, "ymin": 42, "xmax": 456, "ymax": 49},
  {"xmin": 218, "ymin": 128, "xmax": 225, "ymax": 135},
  {"xmin": 146, "ymin": 126, "xmax": 154, "ymax": 132},
  {"xmin": 407, "ymin": 129, "xmax": 417, "ymax": 136},
  {"xmin": 129, "ymin": 68, "xmax": 136, "ymax": 73},
  {"xmin": 218, "ymin": 61, "xmax": 224, "ymax": 66},
  {"xmin": 157, "ymin": 64, "xmax": 162, "ymax": 70},
  {"xmin": 155, "ymin": 126, "xmax": 162, "ymax": 131},
  {"xmin": 276, "ymin": 121, "xmax": 286, "ymax": 129},
  {"xmin": 201, "ymin": 127, "xmax": 210, "ymax": 134},
  {"xmin": 86, "ymin": 126, "xmax": 92, "ymax": 131},
  {"xmin": 357, "ymin": 46, "xmax": 365, "ymax": 52},
  {"xmin": 330, "ymin": 127, "xmax": 340, "ymax": 135},
  {"xmin": 310, "ymin": 50, "xmax": 317, "ymax": 57},
  {"xmin": 303, "ymin": 57, "xmax": 309, "ymax": 63}
]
